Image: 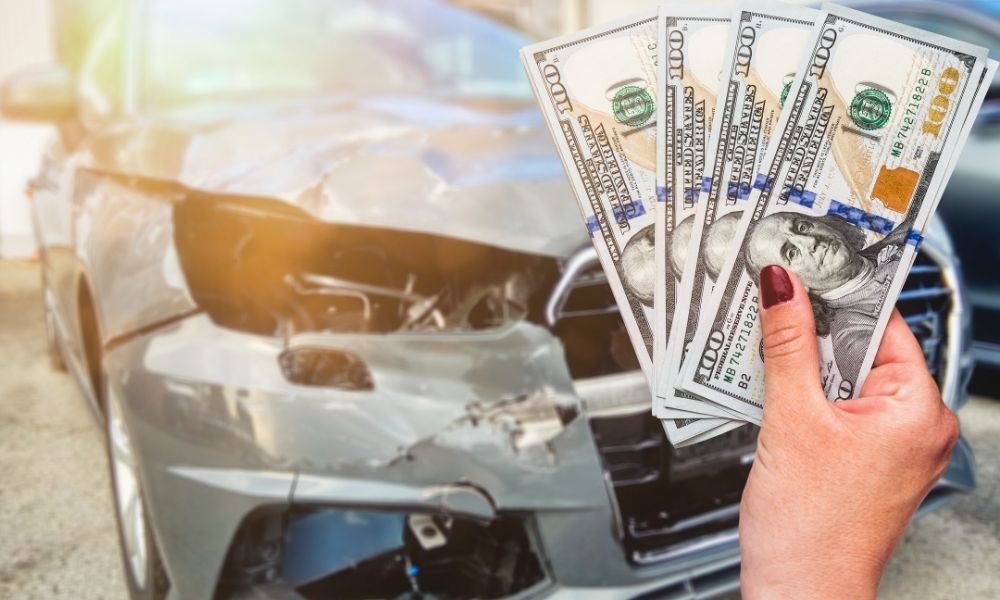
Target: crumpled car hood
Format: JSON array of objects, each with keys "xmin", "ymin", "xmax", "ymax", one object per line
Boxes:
[{"xmin": 92, "ymin": 95, "xmax": 586, "ymax": 258}]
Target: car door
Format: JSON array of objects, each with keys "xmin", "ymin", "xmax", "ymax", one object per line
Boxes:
[
  {"xmin": 31, "ymin": 142, "xmax": 74, "ymax": 324},
  {"xmin": 56, "ymin": 3, "xmax": 129, "ymax": 364}
]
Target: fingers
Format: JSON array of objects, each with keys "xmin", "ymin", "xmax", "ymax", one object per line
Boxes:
[
  {"xmin": 758, "ymin": 266, "xmax": 826, "ymax": 418},
  {"xmin": 861, "ymin": 308, "xmax": 940, "ymax": 402},
  {"xmin": 872, "ymin": 309, "xmax": 925, "ymax": 368}
]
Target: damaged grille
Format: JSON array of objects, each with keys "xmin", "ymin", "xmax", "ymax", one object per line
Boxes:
[
  {"xmin": 589, "ymin": 412, "xmax": 756, "ymax": 565},
  {"xmin": 897, "ymin": 253, "xmax": 951, "ymax": 385}
]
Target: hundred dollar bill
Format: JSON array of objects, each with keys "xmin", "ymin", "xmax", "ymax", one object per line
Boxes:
[
  {"xmin": 673, "ymin": 419, "xmax": 746, "ymax": 448},
  {"xmin": 652, "ymin": 5, "xmax": 735, "ymax": 423},
  {"xmin": 666, "ymin": 416, "xmax": 735, "ymax": 445},
  {"xmin": 521, "ymin": 13, "xmax": 659, "ymax": 378},
  {"xmin": 679, "ymin": 4, "xmax": 993, "ymax": 421},
  {"xmin": 660, "ymin": 4, "xmax": 818, "ymax": 419}
]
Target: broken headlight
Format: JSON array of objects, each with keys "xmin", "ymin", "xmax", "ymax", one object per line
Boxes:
[{"xmin": 173, "ymin": 194, "xmax": 558, "ymax": 337}]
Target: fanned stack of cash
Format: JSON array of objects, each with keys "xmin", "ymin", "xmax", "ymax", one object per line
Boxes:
[{"xmin": 522, "ymin": 2, "xmax": 997, "ymax": 446}]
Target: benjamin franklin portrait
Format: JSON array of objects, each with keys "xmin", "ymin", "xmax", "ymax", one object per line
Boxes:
[
  {"xmin": 744, "ymin": 211, "xmax": 910, "ymax": 385},
  {"xmin": 668, "ymin": 212, "xmax": 743, "ymax": 283},
  {"xmin": 621, "ymin": 224, "xmax": 655, "ymax": 306}
]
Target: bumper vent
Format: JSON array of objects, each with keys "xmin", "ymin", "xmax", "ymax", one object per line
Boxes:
[
  {"xmin": 589, "ymin": 413, "xmax": 755, "ymax": 565},
  {"xmin": 897, "ymin": 253, "xmax": 950, "ymax": 384}
]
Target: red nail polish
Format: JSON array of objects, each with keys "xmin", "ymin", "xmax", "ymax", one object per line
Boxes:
[{"xmin": 760, "ymin": 265, "xmax": 793, "ymax": 309}]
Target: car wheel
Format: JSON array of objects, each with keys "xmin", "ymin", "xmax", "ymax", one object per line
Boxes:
[
  {"xmin": 43, "ymin": 302, "xmax": 66, "ymax": 371},
  {"xmin": 40, "ymin": 273, "xmax": 65, "ymax": 371},
  {"xmin": 105, "ymin": 377, "xmax": 170, "ymax": 599}
]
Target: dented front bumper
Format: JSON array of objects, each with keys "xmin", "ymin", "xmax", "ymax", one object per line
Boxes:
[
  {"xmin": 103, "ymin": 311, "xmax": 975, "ymax": 600},
  {"xmin": 104, "ymin": 315, "xmax": 611, "ymax": 599}
]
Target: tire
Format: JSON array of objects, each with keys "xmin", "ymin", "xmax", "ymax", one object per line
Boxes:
[
  {"xmin": 104, "ymin": 376, "xmax": 170, "ymax": 600},
  {"xmin": 78, "ymin": 285, "xmax": 104, "ymax": 413},
  {"xmin": 40, "ymin": 271, "xmax": 66, "ymax": 372},
  {"xmin": 43, "ymin": 303, "xmax": 67, "ymax": 371}
]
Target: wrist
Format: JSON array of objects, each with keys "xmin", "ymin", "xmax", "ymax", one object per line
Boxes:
[{"xmin": 741, "ymin": 555, "xmax": 882, "ymax": 600}]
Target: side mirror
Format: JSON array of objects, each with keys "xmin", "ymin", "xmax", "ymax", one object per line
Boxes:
[{"xmin": 1, "ymin": 64, "xmax": 75, "ymax": 122}]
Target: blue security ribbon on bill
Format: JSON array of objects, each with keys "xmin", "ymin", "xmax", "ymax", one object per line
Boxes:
[
  {"xmin": 826, "ymin": 199, "xmax": 896, "ymax": 235},
  {"xmin": 786, "ymin": 187, "xmax": 817, "ymax": 209},
  {"xmin": 728, "ymin": 180, "xmax": 754, "ymax": 200},
  {"xmin": 752, "ymin": 173, "xmax": 773, "ymax": 191},
  {"xmin": 586, "ymin": 199, "xmax": 646, "ymax": 235}
]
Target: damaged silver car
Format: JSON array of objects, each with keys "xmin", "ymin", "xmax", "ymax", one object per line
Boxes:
[{"xmin": 2, "ymin": 0, "xmax": 978, "ymax": 598}]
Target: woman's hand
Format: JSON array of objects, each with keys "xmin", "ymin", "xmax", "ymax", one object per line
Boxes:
[{"xmin": 739, "ymin": 265, "xmax": 959, "ymax": 599}]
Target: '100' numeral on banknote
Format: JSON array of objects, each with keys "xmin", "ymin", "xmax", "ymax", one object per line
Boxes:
[
  {"xmin": 653, "ymin": 7, "xmax": 734, "ymax": 432},
  {"xmin": 659, "ymin": 4, "xmax": 818, "ymax": 422},
  {"xmin": 521, "ymin": 14, "xmax": 660, "ymax": 377}
]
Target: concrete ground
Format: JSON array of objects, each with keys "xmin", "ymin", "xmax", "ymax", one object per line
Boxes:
[
  {"xmin": 0, "ymin": 262, "xmax": 125, "ymax": 599},
  {"xmin": 0, "ymin": 259, "xmax": 998, "ymax": 599}
]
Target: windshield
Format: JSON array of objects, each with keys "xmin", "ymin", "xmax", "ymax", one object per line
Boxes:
[{"xmin": 139, "ymin": 0, "xmax": 532, "ymax": 108}]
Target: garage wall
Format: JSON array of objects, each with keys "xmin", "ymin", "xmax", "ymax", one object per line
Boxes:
[{"xmin": 0, "ymin": 0, "xmax": 54, "ymax": 259}]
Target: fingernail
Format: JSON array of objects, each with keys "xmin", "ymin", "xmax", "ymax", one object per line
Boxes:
[{"xmin": 760, "ymin": 265, "xmax": 793, "ymax": 309}]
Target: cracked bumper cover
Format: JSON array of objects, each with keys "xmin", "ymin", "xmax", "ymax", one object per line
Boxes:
[{"xmin": 105, "ymin": 314, "xmax": 618, "ymax": 598}]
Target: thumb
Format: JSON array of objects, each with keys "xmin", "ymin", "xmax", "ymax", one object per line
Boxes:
[{"xmin": 758, "ymin": 265, "xmax": 825, "ymax": 416}]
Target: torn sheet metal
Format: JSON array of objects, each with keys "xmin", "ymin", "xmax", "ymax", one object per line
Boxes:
[{"xmin": 83, "ymin": 96, "xmax": 587, "ymax": 258}]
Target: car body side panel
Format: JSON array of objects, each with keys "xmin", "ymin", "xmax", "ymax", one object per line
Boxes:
[
  {"xmin": 73, "ymin": 169, "xmax": 197, "ymax": 346},
  {"xmin": 31, "ymin": 144, "xmax": 87, "ymax": 355},
  {"xmin": 31, "ymin": 150, "xmax": 74, "ymax": 309}
]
